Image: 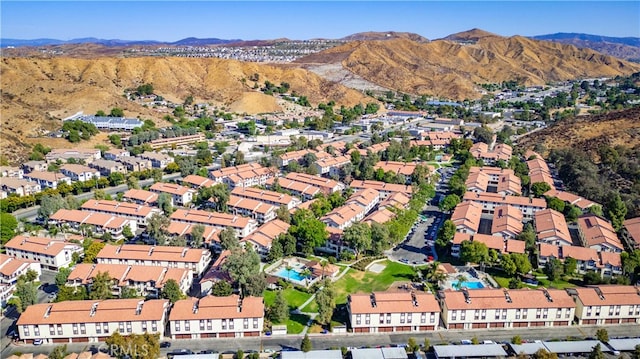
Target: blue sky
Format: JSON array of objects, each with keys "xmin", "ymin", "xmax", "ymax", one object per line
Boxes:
[{"xmin": 1, "ymin": 1, "xmax": 639, "ymax": 41}]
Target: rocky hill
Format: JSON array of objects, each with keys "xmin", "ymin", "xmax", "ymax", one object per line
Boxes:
[
  {"xmin": 517, "ymin": 107, "xmax": 640, "ymax": 159},
  {"xmin": 296, "ymin": 33, "xmax": 640, "ymax": 100},
  {"xmin": 0, "ymin": 57, "xmax": 370, "ymax": 161},
  {"xmin": 340, "ymin": 31, "xmax": 429, "ymax": 43}
]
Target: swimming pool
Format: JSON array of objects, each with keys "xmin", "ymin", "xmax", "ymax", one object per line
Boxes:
[
  {"xmin": 458, "ymin": 281, "xmax": 485, "ymax": 289},
  {"xmin": 274, "ymin": 267, "xmax": 308, "ymax": 282}
]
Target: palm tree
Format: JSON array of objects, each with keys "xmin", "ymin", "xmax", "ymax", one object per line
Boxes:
[
  {"xmin": 320, "ymin": 260, "xmax": 328, "ymax": 279},
  {"xmin": 285, "ymin": 264, "xmax": 292, "ymax": 282},
  {"xmin": 301, "ymin": 268, "xmax": 312, "ymax": 287},
  {"xmin": 454, "ymin": 274, "xmax": 467, "ymax": 290}
]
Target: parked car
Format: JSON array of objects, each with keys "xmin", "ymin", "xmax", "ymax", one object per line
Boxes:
[
  {"xmin": 160, "ymin": 341, "xmax": 171, "ymax": 348},
  {"xmin": 33, "ymin": 338, "xmax": 43, "ymax": 345}
]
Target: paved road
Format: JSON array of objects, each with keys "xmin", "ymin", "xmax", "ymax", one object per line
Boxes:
[{"xmin": 3, "ymin": 324, "xmax": 639, "ymax": 358}]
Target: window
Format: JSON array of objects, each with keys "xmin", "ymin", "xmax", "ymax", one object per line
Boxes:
[
  {"xmin": 556, "ymin": 309, "xmax": 562, "ymax": 319},
  {"xmin": 502, "ymin": 310, "xmax": 507, "ymax": 320},
  {"xmin": 515, "ymin": 309, "xmax": 521, "ymax": 320},
  {"xmin": 400, "ymin": 313, "xmax": 405, "ymax": 324},
  {"xmin": 199, "ymin": 320, "xmax": 205, "ymax": 331},
  {"xmin": 474, "ymin": 310, "xmax": 480, "ymax": 320},
  {"xmin": 595, "ymin": 307, "xmax": 601, "ymax": 317},
  {"xmin": 587, "ymin": 306, "xmax": 593, "ymax": 317},
  {"xmin": 615, "ymin": 305, "xmax": 621, "ymax": 315},
  {"xmin": 536, "ymin": 308, "xmax": 542, "ymax": 319},
  {"xmin": 461, "ymin": 311, "xmax": 466, "ymax": 320},
  {"xmin": 430, "ymin": 313, "xmax": 436, "ymax": 324},
  {"xmin": 80, "ymin": 323, "xmax": 86, "ymax": 335},
  {"xmin": 96, "ymin": 323, "xmax": 102, "ymax": 334},
  {"xmin": 365, "ymin": 314, "xmax": 371, "ymax": 325},
  {"xmin": 356, "ymin": 314, "xmax": 361, "ymax": 325},
  {"xmin": 49, "ymin": 325, "xmax": 55, "ymax": 336},
  {"xmin": 565, "ymin": 310, "xmax": 571, "ymax": 319},
  {"xmin": 244, "ymin": 318, "xmax": 249, "ymax": 330},
  {"xmin": 222, "ymin": 319, "xmax": 227, "ymax": 330},
  {"xmin": 34, "ymin": 326, "xmax": 40, "ymax": 337},
  {"xmin": 104, "ymin": 323, "xmax": 109, "ymax": 333},
  {"xmin": 406, "ymin": 314, "xmax": 411, "ymax": 324},
  {"xmin": 151, "ymin": 322, "xmax": 157, "ymax": 332},
  {"xmin": 126, "ymin": 322, "xmax": 132, "ymax": 333},
  {"xmin": 119, "ymin": 322, "xmax": 125, "ymax": 333},
  {"xmin": 229, "ymin": 319, "xmax": 234, "ymax": 330},
  {"xmin": 184, "ymin": 321, "xmax": 190, "ymax": 331},
  {"xmin": 253, "ymin": 318, "xmax": 259, "ymax": 329},
  {"xmin": 207, "ymin": 320, "xmax": 212, "ymax": 331},
  {"xmin": 452, "ymin": 310, "xmax": 457, "ymax": 321},
  {"xmin": 386, "ymin": 313, "xmax": 391, "ymax": 324},
  {"xmin": 495, "ymin": 309, "xmax": 501, "ymax": 320},
  {"xmin": 522, "ymin": 310, "xmax": 528, "ymax": 319},
  {"xmin": 141, "ymin": 322, "xmax": 147, "ymax": 332},
  {"xmin": 481, "ymin": 309, "xmax": 486, "ymax": 320},
  {"xmin": 421, "ymin": 313, "xmax": 426, "ymax": 324},
  {"xmin": 73, "ymin": 324, "xmax": 79, "ymax": 335},
  {"xmin": 23, "ymin": 326, "xmax": 29, "ymax": 337},
  {"xmin": 543, "ymin": 309, "xmax": 548, "ymax": 319},
  {"xmin": 380, "ymin": 315, "xmax": 385, "ymax": 324},
  {"xmin": 174, "ymin": 322, "xmax": 180, "ymax": 332},
  {"xmin": 630, "ymin": 306, "xmax": 635, "ymax": 315}
]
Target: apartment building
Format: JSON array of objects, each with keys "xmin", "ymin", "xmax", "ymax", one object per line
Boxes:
[
  {"xmin": 81, "ymin": 199, "xmax": 161, "ymax": 227},
  {"xmin": 49, "ymin": 209, "xmax": 138, "ymax": 239},
  {"xmin": 103, "ymin": 149, "xmax": 130, "ymax": 161},
  {"xmin": 226, "ymin": 195, "xmax": 276, "ymax": 224},
  {"xmin": 138, "ymin": 152, "xmax": 174, "ymax": 169},
  {"xmin": 577, "ymin": 214, "xmax": 624, "ymax": 253},
  {"xmin": 279, "ymin": 172, "xmax": 345, "ymax": 195},
  {"xmin": 0, "ymin": 254, "xmax": 41, "ymax": 306},
  {"xmin": 570, "ymin": 285, "xmax": 640, "ymax": 325},
  {"xmin": 544, "ymin": 189, "xmax": 599, "ymax": 213},
  {"xmin": 451, "ymin": 201, "xmax": 483, "ymax": 234},
  {"xmin": 96, "ymin": 244, "xmax": 211, "ymax": 276},
  {"xmin": 22, "ymin": 161, "xmax": 48, "ymax": 173},
  {"xmin": 439, "ymin": 288, "xmax": 575, "ymax": 329},
  {"xmin": 0, "ymin": 178, "xmax": 41, "ymax": 197},
  {"xmin": 182, "ymin": 174, "xmax": 216, "ymax": 189},
  {"xmin": 363, "ymin": 208, "xmax": 396, "ymax": 225},
  {"xmin": 148, "ymin": 134, "xmax": 205, "ymax": 149},
  {"xmin": 313, "ymin": 155, "xmax": 351, "ymax": 177},
  {"xmin": 16, "ymin": 299, "xmax": 170, "ymax": 344},
  {"xmin": 348, "ymin": 291, "xmax": 440, "ymax": 333},
  {"xmin": 491, "ymin": 205, "xmax": 523, "ymax": 239},
  {"xmin": 451, "ymin": 233, "xmax": 525, "ymax": 258},
  {"xmin": 349, "ymin": 180, "xmax": 413, "ymax": 199},
  {"xmin": 537, "ymin": 243, "xmax": 622, "ymax": 277},
  {"xmin": 321, "ymin": 189, "xmax": 380, "ymax": 230},
  {"xmin": 622, "ymin": 217, "xmax": 640, "ymax": 250},
  {"xmin": 23, "ymin": 171, "xmax": 71, "ymax": 189},
  {"xmin": 466, "ymin": 167, "xmax": 521, "ymax": 196},
  {"xmin": 0, "ymin": 166, "xmax": 24, "ymax": 178},
  {"xmin": 469, "ymin": 143, "xmax": 512, "ymax": 165},
  {"xmin": 4, "ymin": 236, "xmax": 83, "ymax": 271},
  {"xmin": 242, "ymin": 219, "xmax": 290, "ymax": 257},
  {"xmin": 379, "ymin": 192, "xmax": 411, "ymax": 210},
  {"xmin": 374, "ymin": 161, "xmax": 430, "ymax": 179},
  {"xmin": 527, "ymin": 158, "xmax": 556, "ymax": 190},
  {"xmin": 166, "ymin": 222, "xmax": 219, "ymax": 248},
  {"xmin": 71, "ymin": 115, "xmax": 143, "ymax": 131},
  {"xmin": 210, "ymin": 163, "xmax": 274, "ymax": 188},
  {"xmin": 465, "ymin": 171, "xmax": 489, "ymax": 193},
  {"xmin": 277, "ymin": 149, "xmax": 331, "ymax": 168},
  {"xmin": 169, "ymin": 295, "xmax": 264, "ymax": 339},
  {"xmin": 117, "ymin": 157, "xmax": 152, "ymax": 172},
  {"xmin": 170, "ymin": 209, "xmax": 258, "ymax": 238},
  {"xmin": 535, "ymin": 209, "xmax": 573, "ymax": 246},
  {"xmin": 231, "ymin": 187, "xmax": 302, "ymax": 210},
  {"xmin": 122, "ymin": 189, "xmax": 158, "ymax": 206},
  {"xmin": 45, "ymin": 149, "xmax": 101, "ymax": 164},
  {"xmin": 67, "ymin": 263, "xmax": 193, "ymax": 297},
  {"xmin": 265, "ymin": 177, "xmax": 321, "ymax": 201},
  {"xmin": 88, "ymin": 159, "xmax": 127, "ymax": 176},
  {"xmin": 149, "ymin": 182, "xmax": 196, "ymax": 206},
  {"xmin": 60, "ymin": 164, "xmax": 100, "ymax": 182},
  {"xmin": 463, "ymin": 192, "xmax": 546, "ymax": 219}
]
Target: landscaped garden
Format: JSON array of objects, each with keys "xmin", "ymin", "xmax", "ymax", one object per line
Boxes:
[{"xmin": 263, "ymin": 287, "xmax": 313, "ymax": 334}]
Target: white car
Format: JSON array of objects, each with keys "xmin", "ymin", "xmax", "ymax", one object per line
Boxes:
[{"xmin": 33, "ymin": 338, "xmax": 43, "ymax": 345}]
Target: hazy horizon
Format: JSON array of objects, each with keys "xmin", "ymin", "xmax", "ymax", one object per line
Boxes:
[{"xmin": 2, "ymin": 1, "xmax": 639, "ymax": 42}]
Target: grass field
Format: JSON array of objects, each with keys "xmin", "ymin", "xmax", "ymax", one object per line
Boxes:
[
  {"xmin": 332, "ymin": 260, "xmax": 417, "ymax": 305},
  {"xmin": 263, "ymin": 287, "xmax": 312, "ymax": 310}
]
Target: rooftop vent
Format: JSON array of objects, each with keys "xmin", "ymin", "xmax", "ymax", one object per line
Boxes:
[
  {"xmin": 370, "ymin": 293, "xmax": 377, "ymax": 308},
  {"xmin": 135, "ymin": 300, "xmax": 144, "ymax": 315},
  {"xmin": 44, "ymin": 305, "xmax": 53, "ymax": 318},
  {"xmin": 90, "ymin": 302, "xmax": 99, "ymax": 317},
  {"xmin": 192, "ymin": 300, "xmax": 199, "ymax": 314},
  {"xmin": 462, "ymin": 289, "xmax": 471, "ymax": 304},
  {"xmin": 595, "ymin": 287, "xmax": 605, "ymax": 300},
  {"xmin": 411, "ymin": 292, "xmax": 418, "ymax": 307},
  {"xmin": 181, "ymin": 248, "xmax": 188, "ymax": 258},
  {"xmin": 543, "ymin": 289, "xmax": 553, "ymax": 302},
  {"xmin": 503, "ymin": 289, "xmax": 512, "ymax": 303}
]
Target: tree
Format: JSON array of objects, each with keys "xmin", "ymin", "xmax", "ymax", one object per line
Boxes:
[
  {"xmin": 406, "ymin": 337, "xmax": 419, "ymax": 353},
  {"xmin": 161, "ymin": 279, "xmax": 184, "ymax": 304},
  {"xmin": 315, "ymin": 279, "xmax": 336, "ymax": 326},
  {"xmin": 49, "ymin": 345, "xmax": 68, "ymax": 359},
  {"xmin": 0, "ymin": 213, "xmax": 18, "ymax": 244},
  {"xmin": 436, "ymin": 220, "xmax": 456, "ymax": 248},
  {"xmin": 223, "ymin": 247, "xmax": 260, "ymax": 296},
  {"xmin": 126, "ymin": 175, "xmax": 140, "ymax": 190},
  {"xmin": 501, "ymin": 254, "xmax": 518, "ymax": 276},
  {"xmin": 210, "ymin": 281, "xmax": 233, "ymax": 297},
  {"xmin": 596, "ymin": 328, "xmax": 609, "ymax": 343},
  {"xmin": 89, "ymin": 271, "xmax": 114, "ymax": 300},
  {"xmin": 109, "ymin": 108, "xmax": 125, "ymax": 117},
  {"xmin": 589, "ymin": 343, "xmax": 605, "ymax": 359},
  {"xmin": 38, "ymin": 194, "xmax": 67, "ymax": 220},
  {"xmin": 439, "ymin": 194, "xmax": 461, "ymax": 212},
  {"xmin": 146, "ymin": 213, "xmax": 170, "ymax": 245},
  {"xmin": 244, "ymin": 272, "xmax": 268, "ymax": 297},
  {"xmin": 55, "ymin": 285, "xmax": 88, "ymax": 302},
  {"xmin": 544, "ymin": 258, "xmax": 564, "ymax": 281},
  {"xmin": 547, "ymin": 197, "xmax": 566, "ymax": 213},
  {"xmin": 512, "ymin": 335, "xmax": 523, "ymax": 344},
  {"xmin": 13, "ymin": 275, "xmax": 38, "ymax": 312},
  {"xmin": 83, "ymin": 241, "xmax": 105, "ymax": 263},
  {"xmin": 190, "ymin": 224, "xmax": 205, "ymax": 248},
  {"xmin": 460, "ymin": 240, "xmax": 489, "ymax": 264},
  {"xmin": 122, "ymin": 224, "xmax": 135, "ymax": 240},
  {"xmin": 564, "ymin": 257, "xmax": 577, "ymax": 276},
  {"xmin": 210, "ymin": 184, "xmax": 230, "ymax": 212},
  {"xmin": 121, "ymin": 287, "xmax": 138, "ymax": 299},
  {"xmin": 607, "ymin": 192, "xmax": 627, "ymax": 231},
  {"xmin": 511, "ymin": 253, "xmax": 532, "ymax": 275},
  {"xmin": 106, "ymin": 332, "xmax": 160, "ymax": 359},
  {"xmin": 301, "ymin": 334, "xmax": 312, "ymax": 352},
  {"xmin": 632, "ymin": 344, "xmax": 640, "ymax": 359},
  {"xmin": 275, "ymin": 205, "xmax": 291, "ymax": 223},
  {"xmin": 342, "ymin": 222, "xmax": 371, "ymax": 257},
  {"xmin": 270, "ymin": 290, "xmax": 289, "ymax": 323},
  {"xmin": 531, "ymin": 182, "xmax": 552, "ymax": 197},
  {"xmin": 267, "ymin": 239, "xmax": 284, "ymax": 263},
  {"xmin": 220, "ymin": 226, "xmax": 239, "ymax": 250},
  {"xmin": 55, "ymin": 267, "xmax": 72, "ymax": 287},
  {"xmin": 157, "ymin": 193, "xmax": 173, "ymax": 215},
  {"xmin": 473, "ymin": 126, "xmax": 493, "ymax": 144},
  {"xmin": 290, "ymin": 212, "xmax": 328, "ymax": 255},
  {"xmin": 533, "ymin": 349, "xmax": 558, "ymax": 359}
]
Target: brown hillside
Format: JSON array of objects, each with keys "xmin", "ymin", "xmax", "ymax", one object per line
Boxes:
[
  {"xmin": 297, "ymin": 35, "xmax": 640, "ymax": 100},
  {"xmin": 0, "ymin": 57, "xmax": 370, "ymax": 162},
  {"xmin": 441, "ymin": 28, "xmax": 500, "ymax": 42},
  {"xmin": 341, "ymin": 31, "xmax": 429, "ymax": 43},
  {"xmin": 517, "ymin": 108, "xmax": 640, "ymax": 159}
]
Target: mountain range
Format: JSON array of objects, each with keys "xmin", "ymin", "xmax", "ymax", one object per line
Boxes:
[{"xmin": 0, "ymin": 37, "xmax": 241, "ymax": 48}]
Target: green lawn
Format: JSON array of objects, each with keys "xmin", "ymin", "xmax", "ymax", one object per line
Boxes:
[
  {"xmin": 286, "ymin": 313, "xmax": 309, "ymax": 334},
  {"xmin": 536, "ymin": 277, "xmax": 576, "ymax": 289},
  {"xmin": 263, "ymin": 288, "xmax": 312, "ymax": 310},
  {"xmin": 301, "ymin": 300, "xmax": 318, "ymax": 313},
  {"xmin": 333, "ymin": 260, "xmax": 416, "ymax": 305}
]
